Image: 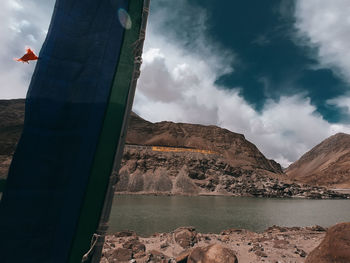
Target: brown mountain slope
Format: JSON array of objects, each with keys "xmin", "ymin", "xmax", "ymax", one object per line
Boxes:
[
  {"xmin": 0, "ymin": 99, "xmax": 25, "ymax": 155},
  {"xmin": 0, "ymin": 99, "xmax": 282, "ymax": 178},
  {"xmin": 0, "ymin": 99, "xmax": 25, "ymax": 178},
  {"xmin": 0, "ymin": 100, "xmax": 281, "ymax": 173},
  {"xmin": 2, "ymin": 99, "xmax": 349, "ymax": 198},
  {"xmin": 126, "ymin": 113, "xmax": 282, "ymax": 174},
  {"xmin": 286, "ymin": 133, "xmax": 350, "ymax": 188}
]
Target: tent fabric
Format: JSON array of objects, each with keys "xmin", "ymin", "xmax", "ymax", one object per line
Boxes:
[{"xmin": 0, "ymin": 0, "xmax": 144, "ymax": 262}]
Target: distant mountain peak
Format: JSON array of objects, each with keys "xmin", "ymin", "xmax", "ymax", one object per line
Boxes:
[{"xmin": 287, "ymin": 132, "xmax": 350, "ymax": 188}]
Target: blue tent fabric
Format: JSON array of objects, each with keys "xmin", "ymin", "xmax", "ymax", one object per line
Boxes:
[{"xmin": 0, "ymin": 0, "xmax": 130, "ymax": 262}]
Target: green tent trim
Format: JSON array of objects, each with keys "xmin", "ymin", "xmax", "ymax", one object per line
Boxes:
[{"xmin": 68, "ymin": 0, "xmax": 146, "ymax": 262}]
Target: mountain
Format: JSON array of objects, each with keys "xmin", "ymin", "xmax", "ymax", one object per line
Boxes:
[
  {"xmin": 0, "ymin": 99, "xmax": 24, "ymax": 155},
  {"xmin": 125, "ymin": 112, "xmax": 283, "ymax": 174},
  {"xmin": 119, "ymin": 114, "xmax": 348, "ymax": 198},
  {"xmin": 0, "ymin": 99, "xmax": 25, "ymax": 178},
  {"xmin": 0, "ymin": 99, "xmax": 348, "ymax": 198},
  {"xmin": 120, "ymin": 113, "xmax": 286, "ymax": 196},
  {"xmin": 287, "ymin": 133, "xmax": 350, "ymax": 188}
]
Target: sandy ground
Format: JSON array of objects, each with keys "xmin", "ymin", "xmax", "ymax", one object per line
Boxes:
[{"xmin": 103, "ymin": 225, "xmax": 326, "ymax": 263}]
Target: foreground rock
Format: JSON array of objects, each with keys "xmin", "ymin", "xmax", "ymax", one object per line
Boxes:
[
  {"xmin": 102, "ymin": 225, "xmax": 329, "ymax": 263},
  {"xmin": 174, "ymin": 227, "xmax": 198, "ymax": 249},
  {"xmin": 187, "ymin": 244, "xmax": 238, "ymax": 263},
  {"xmin": 305, "ymin": 222, "xmax": 350, "ymax": 263}
]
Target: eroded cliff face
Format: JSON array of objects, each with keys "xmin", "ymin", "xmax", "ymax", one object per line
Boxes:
[
  {"xmin": 116, "ymin": 146, "xmax": 349, "ymax": 198},
  {"xmin": 115, "ymin": 112, "xmax": 305, "ymax": 196},
  {"xmin": 125, "ymin": 113, "xmax": 283, "ymax": 175},
  {"xmin": 114, "ymin": 114, "xmax": 348, "ymax": 198}
]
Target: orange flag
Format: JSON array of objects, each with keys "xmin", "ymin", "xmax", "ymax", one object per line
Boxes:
[{"xmin": 15, "ymin": 48, "xmax": 38, "ymax": 63}]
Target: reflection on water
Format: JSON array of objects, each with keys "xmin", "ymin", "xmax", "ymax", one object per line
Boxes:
[{"xmin": 109, "ymin": 195, "xmax": 350, "ymax": 236}]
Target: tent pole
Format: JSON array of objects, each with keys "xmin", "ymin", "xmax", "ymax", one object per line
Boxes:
[{"xmin": 89, "ymin": 0, "xmax": 150, "ymax": 262}]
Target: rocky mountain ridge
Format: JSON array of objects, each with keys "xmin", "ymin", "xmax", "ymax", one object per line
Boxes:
[
  {"xmin": 287, "ymin": 133, "xmax": 350, "ymax": 188},
  {"xmin": 125, "ymin": 112, "xmax": 283, "ymax": 174},
  {"xmin": 0, "ymin": 99, "xmax": 25, "ymax": 178},
  {"xmin": 117, "ymin": 146, "xmax": 348, "ymax": 198},
  {"xmin": 0, "ymin": 99, "xmax": 349, "ymax": 198}
]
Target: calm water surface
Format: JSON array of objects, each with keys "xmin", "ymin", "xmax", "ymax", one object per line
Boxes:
[{"xmin": 109, "ymin": 195, "xmax": 350, "ymax": 236}]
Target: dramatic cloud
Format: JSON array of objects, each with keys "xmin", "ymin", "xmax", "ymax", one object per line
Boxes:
[
  {"xmin": 133, "ymin": 0, "xmax": 350, "ymax": 167},
  {"xmin": 293, "ymin": 0, "xmax": 350, "ymax": 148},
  {"xmin": 2, "ymin": 0, "xmax": 350, "ymax": 167},
  {"xmin": 135, "ymin": 43, "xmax": 350, "ymax": 166},
  {"xmin": 248, "ymin": 96, "xmax": 350, "ymax": 165},
  {"xmin": 294, "ymin": 0, "xmax": 350, "ymax": 84},
  {"xmin": 0, "ymin": 0, "xmax": 54, "ymax": 98},
  {"xmin": 327, "ymin": 96, "xmax": 350, "ymax": 116}
]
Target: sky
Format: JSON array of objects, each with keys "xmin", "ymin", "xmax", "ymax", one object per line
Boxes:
[{"xmin": 1, "ymin": 0, "xmax": 350, "ymax": 167}]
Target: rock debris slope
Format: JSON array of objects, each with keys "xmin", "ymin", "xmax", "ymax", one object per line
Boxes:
[{"xmin": 287, "ymin": 133, "xmax": 350, "ymax": 188}]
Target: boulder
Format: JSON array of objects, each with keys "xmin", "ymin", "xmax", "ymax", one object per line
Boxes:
[
  {"xmin": 306, "ymin": 225, "xmax": 327, "ymax": 232},
  {"xmin": 255, "ymin": 250, "xmax": 268, "ymax": 258},
  {"xmin": 305, "ymin": 222, "xmax": 350, "ymax": 263},
  {"xmin": 294, "ymin": 247, "xmax": 307, "ymax": 257},
  {"xmin": 187, "ymin": 244, "xmax": 238, "ymax": 263},
  {"xmin": 122, "ymin": 238, "xmax": 146, "ymax": 254},
  {"xmin": 114, "ymin": 230, "xmax": 136, "ymax": 237},
  {"xmin": 174, "ymin": 227, "xmax": 198, "ymax": 249},
  {"xmin": 148, "ymin": 250, "xmax": 170, "ymax": 262},
  {"xmin": 175, "ymin": 250, "xmax": 191, "ymax": 263},
  {"xmin": 109, "ymin": 248, "xmax": 132, "ymax": 262},
  {"xmin": 273, "ymin": 240, "xmax": 289, "ymax": 249},
  {"xmin": 220, "ymin": 228, "xmax": 247, "ymax": 235}
]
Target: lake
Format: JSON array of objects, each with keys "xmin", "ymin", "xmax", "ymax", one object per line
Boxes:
[{"xmin": 109, "ymin": 195, "xmax": 350, "ymax": 236}]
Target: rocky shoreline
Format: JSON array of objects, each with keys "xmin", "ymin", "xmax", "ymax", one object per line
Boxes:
[
  {"xmin": 116, "ymin": 148, "xmax": 350, "ymax": 199},
  {"xmin": 116, "ymin": 183, "xmax": 350, "ymax": 199},
  {"xmin": 102, "ymin": 225, "xmax": 330, "ymax": 263}
]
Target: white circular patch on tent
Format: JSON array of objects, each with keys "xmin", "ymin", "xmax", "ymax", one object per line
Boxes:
[{"xmin": 118, "ymin": 8, "xmax": 132, "ymax": 29}]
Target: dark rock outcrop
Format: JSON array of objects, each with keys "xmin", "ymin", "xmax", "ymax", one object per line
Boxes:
[
  {"xmin": 114, "ymin": 230, "xmax": 137, "ymax": 237},
  {"xmin": 147, "ymin": 250, "xmax": 170, "ymax": 262},
  {"xmin": 122, "ymin": 238, "xmax": 146, "ymax": 255},
  {"xmin": 174, "ymin": 227, "xmax": 198, "ymax": 249}
]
